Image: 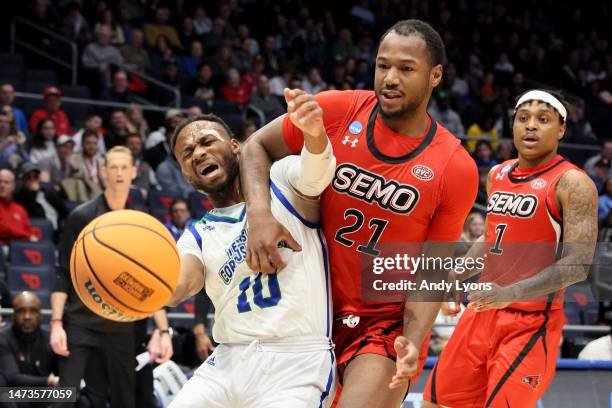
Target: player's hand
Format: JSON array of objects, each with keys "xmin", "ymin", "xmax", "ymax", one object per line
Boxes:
[
  {"xmin": 246, "ymin": 209, "xmax": 301, "ymax": 274},
  {"xmin": 468, "ymin": 283, "xmax": 512, "ymax": 311},
  {"xmin": 389, "ymin": 336, "xmax": 418, "ymax": 389},
  {"xmin": 195, "ymin": 332, "xmax": 215, "ymax": 361},
  {"xmin": 441, "ymin": 271, "xmax": 463, "ymax": 317},
  {"xmin": 50, "ymin": 323, "xmax": 70, "ymax": 357},
  {"xmin": 284, "ymin": 88, "xmax": 325, "ymax": 139}
]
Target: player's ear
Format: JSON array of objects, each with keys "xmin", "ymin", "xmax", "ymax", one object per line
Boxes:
[
  {"xmin": 558, "ymin": 122, "xmax": 566, "ymax": 141},
  {"xmin": 230, "ymin": 138, "xmax": 241, "ymax": 154},
  {"xmin": 431, "ymin": 64, "xmax": 443, "ymax": 88}
]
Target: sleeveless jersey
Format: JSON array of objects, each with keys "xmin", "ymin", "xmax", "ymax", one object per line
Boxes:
[
  {"xmin": 483, "ymin": 155, "xmax": 579, "ymax": 311},
  {"xmin": 177, "ymin": 157, "xmax": 332, "ymax": 344},
  {"xmin": 283, "ymin": 90, "xmax": 478, "ymax": 319}
]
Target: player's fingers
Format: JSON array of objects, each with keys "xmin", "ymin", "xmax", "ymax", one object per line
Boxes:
[
  {"xmin": 291, "ymin": 102, "xmax": 320, "ymax": 122},
  {"xmin": 248, "ymin": 249, "xmax": 263, "ymax": 273},
  {"xmin": 281, "ymin": 231, "xmax": 302, "ymax": 252},
  {"xmin": 296, "ymin": 108, "xmax": 324, "ymax": 127},
  {"xmin": 259, "ymin": 248, "xmax": 277, "ymax": 274},
  {"xmin": 267, "ymin": 247, "xmax": 287, "ymax": 271},
  {"xmin": 283, "ymin": 88, "xmax": 295, "ymax": 106},
  {"xmin": 288, "ymin": 93, "xmax": 314, "ymax": 112}
]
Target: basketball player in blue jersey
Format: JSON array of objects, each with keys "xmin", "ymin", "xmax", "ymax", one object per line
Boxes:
[{"xmin": 166, "ymin": 92, "xmax": 337, "ymax": 407}]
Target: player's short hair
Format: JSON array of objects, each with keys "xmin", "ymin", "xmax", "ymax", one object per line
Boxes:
[
  {"xmin": 104, "ymin": 145, "xmax": 134, "ymax": 165},
  {"xmin": 379, "ymin": 19, "xmax": 446, "ymax": 67},
  {"xmin": 513, "ymin": 89, "xmax": 568, "ymax": 124},
  {"xmin": 171, "ymin": 114, "xmax": 234, "ymax": 159}
]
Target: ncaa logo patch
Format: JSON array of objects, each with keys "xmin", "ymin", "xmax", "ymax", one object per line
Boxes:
[
  {"xmin": 411, "ymin": 165, "xmax": 434, "ymax": 181},
  {"xmin": 531, "ymin": 178, "xmax": 547, "ymax": 189},
  {"xmin": 348, "ymin": 121, "xmax": 363, "ymax": 135},
  {"xmin": 522, "ymin": 375, "xmax": 540, "ymax": 390}
]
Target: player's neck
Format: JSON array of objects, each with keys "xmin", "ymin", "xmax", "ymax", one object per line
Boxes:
[
  {"xmin": 380, "ymin": 107, "xmax": 429, "ymax": 137},
  {"xmin": 104, "ymin": 189, "xmax": 129, "ymax": 210},
  {"xmin": 208, "ymin": 177, "xmax": 243, "ymax": 208},
  {"xmin": 517, "ymin": 150, "xmax": 559, "ymax": 169}
]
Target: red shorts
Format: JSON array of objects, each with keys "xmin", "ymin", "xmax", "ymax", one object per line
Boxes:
[
  {"xmin": 332, "ymin": 314, "xmax": 430, "ymax": 381},
  {"xmin": 423, "ymin": 307, "xmax": 565, "ymax": 408}
]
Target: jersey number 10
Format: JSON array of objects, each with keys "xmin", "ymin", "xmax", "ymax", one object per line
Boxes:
[{"xmin": 237, "ymin": 273, "xmax": 282, "ymax": 313}]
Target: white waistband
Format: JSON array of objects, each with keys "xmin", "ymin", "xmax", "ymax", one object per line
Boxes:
[{"xmin": 226, "ymin": 335, "xmax": 333, "ymax": 353}]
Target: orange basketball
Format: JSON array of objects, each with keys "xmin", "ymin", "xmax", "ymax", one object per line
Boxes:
[{"xmin": 70, "ymin": 209, "xmax": 180, "ymax": 322}]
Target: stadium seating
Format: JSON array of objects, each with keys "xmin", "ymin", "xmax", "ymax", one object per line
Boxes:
[
  {"xmin": 29, "ymin": 218, "xmax": 54, "ymax": 242},
  {"xmin": 9, "ymin": 240, "xmax": 56, "ymax": 267},
  {"xmin": 8, "ymin": 264, "xmax": 53, "ymax": 293},
  {"xmin": 188, "ymin": 191, "xmax": 212, "ymax": 219},
  {"xmin": 149, "ymin": 190, "xmax": 181, "ymax": 212}
]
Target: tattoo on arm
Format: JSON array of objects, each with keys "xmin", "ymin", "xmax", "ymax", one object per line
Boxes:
[{"xmin": 510, "ymin": 171, "xmax": 598, "ymax": 300}]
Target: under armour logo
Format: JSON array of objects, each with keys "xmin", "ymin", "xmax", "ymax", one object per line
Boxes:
[
  {"xmin": 342, "ymin": 314, "xmax": 360, "ymax": 328},
  {"xmin": 495, "ymin": 172, "xmax": 504, "ymax": 180},
  {"xmin": 342, "ymin": 135, "xmax": 359, "ymax": 147}
]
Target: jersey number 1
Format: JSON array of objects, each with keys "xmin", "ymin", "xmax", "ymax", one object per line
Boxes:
[
  {"xmin": 490, "ymin": 224, "xmax": 507, "ymax": 255},
  {"xmin": 237, "ymin": 273, "xmax": 281, "ymax": 313}
]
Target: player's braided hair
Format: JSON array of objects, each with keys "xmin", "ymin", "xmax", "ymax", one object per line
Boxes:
[
  {"xmin": 380, "ymin": 19, "xmax": 446, "ymax": 67},
  {"xmin": 171, "ymin": 113, "xmax": 234, "ymax": 159}
]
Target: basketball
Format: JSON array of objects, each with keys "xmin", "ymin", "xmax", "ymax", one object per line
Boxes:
[{"xmin": 70, "ymin": 209, "xmax": 180, "ymax": 322}]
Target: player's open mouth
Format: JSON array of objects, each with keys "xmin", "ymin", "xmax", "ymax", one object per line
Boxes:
[
  {"xmin": 381, "ymin": 90, "xmax": 402, "ymax": 100},
  {"xmin": 200, "ymin": 164, "xmax": 219, "ymax": 177},
  {"xmin": 522, "ymin": 134, "xmax": 539, "ymax": 146}
]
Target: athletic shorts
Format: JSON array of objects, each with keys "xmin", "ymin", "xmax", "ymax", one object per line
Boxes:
[
  {"xmin": 423, "ymin": 307, "xmax": 565, "ymax": 408},
  {"xmin": 169, "ymin": 336, "xmax": 336, "ymax": 408},
  {"xmin": 332, "ymin": 314, "xmax": 430, "ymax": 381}
]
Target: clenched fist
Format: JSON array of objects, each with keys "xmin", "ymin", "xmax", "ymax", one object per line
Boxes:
[{"xmin": 284, "ymin": 88, "xmax": 325, "ymax": 139}]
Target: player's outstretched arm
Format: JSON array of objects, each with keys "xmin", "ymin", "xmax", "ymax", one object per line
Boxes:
[
  {"xmin": 240, "ymin": 90, "xmax": 310, "ymax": 273},
  {"xmin": 167, "ymin": 254, "xmax": 205, "ymax": 307},
  {"xmin": 470, "ymin": 169, "xmax": 598, "ymax": 309}
]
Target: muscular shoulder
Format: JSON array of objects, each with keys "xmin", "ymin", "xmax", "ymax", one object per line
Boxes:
[
  {"xmin": 315, "ymin": 90, "xmax": 374, "ymax": 121},
  {"xmin": 556, "ymin": 168, "xmax": 598, "ymax": 206},
  {"xmin": 443, "ymin": 145, "xmax": 478, "ymax": 185}
]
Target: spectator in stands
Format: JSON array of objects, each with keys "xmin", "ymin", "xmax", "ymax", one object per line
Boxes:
[
  {"xmin": 564, "ymin": 97, "xmax": 597, "ymax": 142},
  {"xmin": 179, "ymin": 18, "xmax": 198, "ymax": 53},
  {"xmin": 497, "ymin": 139, "xmax": 516, "ymax": 162},
  {"xmin": 125, "ymin": 104, "xmax": 150, "ymax": 140},
  {"xmin": 598, "ymin": 178, "xmax": 612, "ymax": 228},
  {"xmin": 183, "ymin": 63, "xmax": 216, "ymax": 111},
  {"xmin": 221, "ymin": 68, "xmax": 250, "ymax": 107},
  {"xmin": 158, "ymin": 58, "xmax": 186, "ymax": 105},
  {"xmin": 473, "ymin": 140, "xmax": 498, "ymax": 168},
  {"xmin": 584, "ymin": 139, "xmax": 612, "ymax": 179},
  {"xmin": 0, "ymin": 292, "xmax": 59, "ymax": 389},
  {"xmin": 38, "ymin": 135, "xmax": 80, "ymax": 192},
  {"xmin": 145, "ymin": 6, "xmax": 182, "ymax": 49},
  {"xmin": 100, "ymin": 70, "xmax": 137, "ymax": 105},
  {"xmin": 0, "ymin": 106, "xmax": 28, "ymax": 159},
  {"xmin": 120, "ymin": 28, "xmax": 150, "ymax": 73},
  {"xmin": 249, "ymin": 75, "xmax": 284, "ymax": 123},
  {"xmin": 104, "ymin": 110, "xmax": 130, "ymax": 150},
  {"xmin": 475, "ymin": 167, "xmax": 490, "ymax": 207},
  {"xmin": 187, "ymin": 106, "xmax": 203, "ymax": 119},
  {"xmin": 164, "ymin": 198, "xmax": 194, "ymax": 241},
  {"xmin": 96, "ymin": 9, "xmax": 125, "ymax": 46},
  {"xmin": 0, "ymin": 84, "xmax": 28, "ymax": 135},
  {"xmin": 0, "ymin": 111, "xmax": 28, "ymax": 170},
  {"xmin": 60, "ymin": 2, "xmax": 92, "ymax": 45},
  {"xmin": 429, "ymin": 89, "xmax": 465, "ymax": 138},
  {"xmin": 156, "ymin": 153, "xmax": 195, "ymax": 198},
  {"xmin": 73, "ymin": 113, "xmax": 105, "ymax": 155},
  {"xmin": 14, "ymin": 162, "xmax": 68, "ymax": 233},
  {"xmin": 193, "ymin": 6, "xmax": 212, "ymax": 36},
  {"xmin": 73, "ymin": 130, "xmax": 104, "ymax": 199},
  {"xmin": 28, "ymin": 87, "xmax": 71, "ymax": 137},
  {"xmin": 239, "ymin": 120, "xmax": 257, "ymax": 142},
  {"xmin": 82, "ymin": 24, "xmax": 123, "ymax": 90},
  {"xmin": 144, "ymin": 109, "xmax": 185, "ymax": 169},
  {"xmin": 180, "ymin": 40, "xmax": 206, "ymax": 78},
  {"xmin": 0, "ymin": 169, "xmax": 36, "ymax": 245},
  {"xmin": 302, "ymin": 67, "xmax": 327, "ymax": 95},
  {"xmin": 466, "ymin": 112, "xmax": 499, "ymax": 153},
  {"xmin": 454, "ymin": 212, "xmax": 485, "ymax": 257},
  {"xmin": 590, "ymin": 159, "xmax": 610, "ymax": 192},
  {"xmin": 28, "ymin": 119, "xmax": 57, "ymax": 164},
  {"xmin": 125, "ymin": 133, "xmax": 157, "ymax": 199}
]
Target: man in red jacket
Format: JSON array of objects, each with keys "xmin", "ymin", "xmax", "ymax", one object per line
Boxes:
[
  {"xmin": 0, "ymin": 169, "xmax": 36, "ymax": 245},
  {"xmin": 29, "ymin": 87, "xmax": 72, "ymax": 136}
]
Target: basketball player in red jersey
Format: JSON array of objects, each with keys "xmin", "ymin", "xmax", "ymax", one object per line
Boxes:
[
  {"xmin": 422, "ymin": 89, "xmax": 598, "ymax": 408},
  {"xmin": 240, "ymin": 20, "xmax": 478, "ymax": 407}
]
